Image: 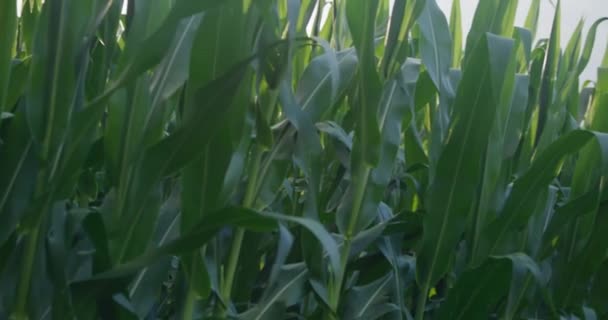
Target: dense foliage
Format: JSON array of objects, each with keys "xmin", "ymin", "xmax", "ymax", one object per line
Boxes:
[{"xmin": 1, "ymin": 0, "xmax": 608, "ymax": 319}]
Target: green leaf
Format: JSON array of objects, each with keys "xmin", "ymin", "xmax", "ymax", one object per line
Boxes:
[
  {"xmin": 0, "ymin": 110, "xmax": 37, "ymax": 244},
  {"xmin": 535, "ymin": 0, "xmax": 561, "ymax": 148},
  {"xmin": 381, "ymin": 0, "xmax": 406, "ymax": 77},
  {"xmin": 72, "ymin": 206, "xmax": 276, "ymax": 287},
  {"xmin": 504, "ymin": 75, "xmax": 530, "ymax": 157},
  {"xmin": 524, "ymin": 0, "xmax": 541, "ymax": 39},
  {"xmin": 590, "ymin": 260, "xmax": 608, "ymax": 317},
  {"xmin": 113, "ymin": 61, "xmax": 249, "ymax": 262},
  {"xmin": 513, "ymin": 27, "xmax": 533, "ymax": 73},
  {"xmin": 417, "ymin": 0, "xmax": 452, "ymax": 95},
  {"xmin": 343, "ymin": 273, "xmax": 397, "ymax": 320},
  {"xmin": 0, "ymin": 0, "xmax": 17, "ymax": 114},
  {"xmin": 469, "ymin": 35, "xmax": 519, "ymax": 262},
  {"xmin": 25, "ymin": 0, "xmax": 92, "ymax": 157},
  {"xmin": 439, "ymin": 253, "xmax": 542, "ymax": 319},
  {"xmin": 449, "ymin": 0, "xmax": 462, "ymax": 68},
  {"xmin": 478, "ymin": 130, "xmax": 608, "ymax": 259},
  {"xmin": 464, "ymin": 0, "xmax": 498, "ymax": 63},
  {"xmin": 554, "ymin": 201, "xmax": 608, "ymax": 308},
  {"xmin": 576, "ymin": 18, "xmax": 608, "ymax": 75},
  {"xmin": 437, "ymin": 257, "xmax": 511, "ymax": 319},
  {"xmin": 416, "ymin": 33, "xmax": 514, "ymax": 297},
  {"xmin": 265, "ymin": 212, "xmax": 341, "ymax": 279},
  {"xmin": 296, "ymin": 49, "xmax": 358, "ymax": 122},
  {"xmin": 240, "ymin": 263, "xmax": 308, "ymax": 320},
  {"xmin": 113, "ymin": 0, "xmax": 224, "ymax": 85},
  {"xmin": 539, "ymin": 189, "xmax": 600, "ymax": 259},
  {"xmin": 346, "ymin": 0, "xmax": 382, "ymax": 166},
  {"xmin": 339, "ymin": 59, "xmax": 420, "ymax": 235}
]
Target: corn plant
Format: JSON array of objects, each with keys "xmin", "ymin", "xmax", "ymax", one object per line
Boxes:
[{"xmin": 1, "ymin": 0, "xmax": 607, "ymax": 319}]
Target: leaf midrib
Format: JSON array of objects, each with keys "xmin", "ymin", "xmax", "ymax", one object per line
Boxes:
[
  {"xmin": 254, "ymin": 268, "xmax": 308, "ymax": 320},
  {"xmin": 424, "ymin": 67, "xmax": 489, "ymax": 287}
]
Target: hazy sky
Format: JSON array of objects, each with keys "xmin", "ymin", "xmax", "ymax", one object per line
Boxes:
[{"xmin": 434, "ymin": 0, "xmax": 608, "ymax": 82}]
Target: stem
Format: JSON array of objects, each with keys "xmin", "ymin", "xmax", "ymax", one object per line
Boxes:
[
  {"xmin": 219, "ymin": 147, "xmax": 264, "ymax": 313},
  {"xmin": 14, "ymin": 166, "xmax": 53, "ymax": 317},
  {"xmin": 326, "ymin": 164, "xmax": 370, "ymax": 318},
  {"xmin": 325, "ymin": 240, "xmax": 352, "ymax": 320},
  {"xmin": 13, "ymin": 225, "xmax": 41, "ymax": 319},
  {"xmin": 415, "ymin": 283, "xmax": 429, "ymax": 320},
  {"xmin": 182, "ymin": 281, "xmax": 198, "ymax": 320},
  {"xmin": 221, "ymin": 228, "xmax": 245, "ymax": 302}
]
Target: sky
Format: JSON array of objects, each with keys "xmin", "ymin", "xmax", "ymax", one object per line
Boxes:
[{"xmin": 433, "ymin": 0, "xmax": 608, "ymax": 82}]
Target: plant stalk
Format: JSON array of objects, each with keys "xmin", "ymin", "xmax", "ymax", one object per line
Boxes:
[
  {"xmin": 182, "ymin": 280, "xmax": 198, "ymax": 320},
  {"xmin": 326, "ymin": 163, "xmax": 370, "ymax": 318},
  {"xmin": 13, "ymin": 224, "xmax": 41, "ymax": 319},
  {"xmin": 415, "ymin": 283, "xmax": 429, "ymax": 320},
  {"xmin": 219, "ymin": 146, "xmax": 264, "ymax": 313},
  {"xmin": 13, "ymin": 159, "xmax": 54, "ymax": 318}
]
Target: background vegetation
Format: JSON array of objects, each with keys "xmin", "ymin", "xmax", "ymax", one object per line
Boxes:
[{"xmin": 1, "ymin": 0, "xmax": 607, "ymax": 319}]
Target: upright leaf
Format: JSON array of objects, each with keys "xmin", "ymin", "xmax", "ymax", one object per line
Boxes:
[
  {"xmin": 449, "ymin": 0, "xmax": 462, "ymax": 68},
  {"xmin": 345, "ymin": 0, "xmax": 381, "ymax": 166},
  {"xmin": 0, "ymin": 0, "xmax": 17, "ymax": 114},
  {"xmin": 416, "ymin": 33, "xmax": 514, "ymax": 314}
]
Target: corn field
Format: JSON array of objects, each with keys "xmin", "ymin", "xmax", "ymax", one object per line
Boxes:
[{"xmin": 0, "ymin": 0, "xmax": 607, "ymax": 319}]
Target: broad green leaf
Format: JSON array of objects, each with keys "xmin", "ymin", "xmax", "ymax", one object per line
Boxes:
[
  {"xmin": 296, "ymin": 49, "xmax": 357, "ymax": 122},
  {"xmin": 417, "ymin": 0, "xmax": 452, "ymax": 95},
  {"xmin": 513, "ymin": 27, "xmax": 533, "ymax": 73},
  {"xmin": 504, "ymin": 75, "xmax": 531, "ymax": 157},
  {"xmin": 338, "ymin": 59, "xmax": 420, "ymax": 235},
  {"xmin": 71, "ymin": 206, "xmax": 276, "ymax": 286},
  {"xmin": 478, "ymin": 130, "xmax": 608, "ymax": 259},
  {"xmin": 346, "ymin": 0, "xmax": 381, "ymax": 166},
  {"xmin": 416, "ymin": 33, "xmax": 514, "ymax": 304},
  {"xmin": 537, "ymin": 18, "xmax": 608, "ymax": 151},
  {"xmin": 342, "ymin": 273, "xmax": 396, "ymax": 320},
  {"xmin": 469, "ymin": 38, "xmax": 518, "ymax": 262},
  {"xmin": 539, "ymin": 189, "xmax": 600, "ymax": 259},
  {"xmin": 0, "ymin": 0, "xmax": 17, "ymax": 114},
  {"xmin": 496, "ymin": 0, "xmax": 519, "ymax": 37},
  {"xmin": 439, "ymin": 253, "xmax": 542, "ymax": 319},
  {"xmin": 128, "ymin": 192, "xmax": 180, "ymax": 318},
  {"xmin": 25, "ymin": 0, "xmax": 93, "ymax": 156},
  {"xmin": 535, "ymin": 0, "xmax": 560, "ymax": 148},
  {"xmin": 554, "ymin": 201, "xmax": 608, "ymax": 308},
  {"xmin": 381, "ymin": 0, "xmax": 426, "ymax": 76},
  {"xmin": 590, "ymin": 260, "xmax": 608, "ymax": 317},
  {"xmin": 524, "ymin": 0, "xmax": 541, "ymax": 40},
  {"xmin": 377, "ymin": 204, "xmax": 416, "ymax": 319},
  {"xmin": 240, "ymin": 263, "xmax": 308, "ymax": 320},
  {"xmin": 576, "ymin": 18, "xmax": 608, "ymax": 75},
  {"xmin": 0, "ymin": 110, "xmax": 37, "ymax": 244},
  {"xmin": 265, "ymin": 212, "xmax": 340, "ymax": 279},
  {"xmin": 560, "ymin": 19, "xmax": 584, "ymax": 82},
  {"xmin": 449, "ymin": 0, "xmax": 462, "ymax": 68},
  {"xmin": 112, "ymin": 61, "xmax": 249, "ymax": 262},
  {"xmin": 381, "ymin": 0, "xmax": 407, "ymax": 77},
  {"xmin": 437, "ymin": 258, "xmax": 511, "ymax": 319},
  {"xmin": 102, "ymin": 0, "xmax": 225, "ymax": 98},
  {"xmin": 464, "ymin": 0, "xmax": 498, "ymax": 63},
  {"xmin": 179, "ymin": 3, "xmax": 251, "ymax": 304}
]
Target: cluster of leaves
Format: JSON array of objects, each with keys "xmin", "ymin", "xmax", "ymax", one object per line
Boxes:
[{"xmin": 1, "ymin": 0, "xmax": 607, "ymax": 319}]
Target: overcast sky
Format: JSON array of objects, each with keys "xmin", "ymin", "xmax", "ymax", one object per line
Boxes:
[{"xmin": 434, "ymin": 0, "xmax": 608, "ymax": 82}]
